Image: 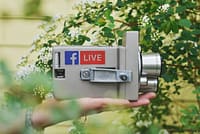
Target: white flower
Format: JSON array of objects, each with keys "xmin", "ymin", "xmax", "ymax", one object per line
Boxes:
[
  {"xmin": 158, "ymin": 4, "xmax": 170, "ymax": 12},
  {"xmin": 151, "ymin": 31, "xmax": 160, "ymax": 41},
  {"xmin": 38, "ymin": 47, "xmax": 52, "ymax": 64},
  {"xmin": 69, "ymin": 27, "xmax": 82, "ymax": 38},
  {"xmin": 132, "ymin": 10, "xmax": 137, "ymax": 17},
  {"xmin": 142, "ymin": 15, "xmax": 150, "ymax": 23},
  {"xmin": 136, "ymin": 120, "xmax": 152, "ymax": 127},
  {"xmin": 17, "ymin": 56, "xmax": 28, "ymax": 66},
  {"xmin": 84, "ymin": 31, "xmax": 98, "ymax": 46},
  {"xmin": 140, "ymin": 15, "xmax": 151, "ymax": 27},
  {"xmin": 16, "ymin": 64, "xmax": 41, "ymax": 80}
]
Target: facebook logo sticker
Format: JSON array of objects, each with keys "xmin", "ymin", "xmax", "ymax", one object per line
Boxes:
[{"xmin": 65, "ymin": 51, "xmax": 79, "ymax": 65}]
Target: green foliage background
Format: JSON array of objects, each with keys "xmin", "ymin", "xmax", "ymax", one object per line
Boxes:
[{"xmin": 2, "ymin": 0, "xmax": 200, "ymax": 133}]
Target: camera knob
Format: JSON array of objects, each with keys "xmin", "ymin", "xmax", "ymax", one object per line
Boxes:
[
  {"xmin": 120, "ymin": 74, "xmax": 128, "ymax": 81},
  {"xmin": 82, "ymin": 70, "xmax": 90, "ymax": 79}
]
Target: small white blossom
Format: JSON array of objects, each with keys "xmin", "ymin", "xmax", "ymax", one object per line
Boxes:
[
  {"xmin": 140, "ymin": 15, "xmax": 151, "ymax": 27},
  {"xmin": 136, "ymin": 120, "xmax": 152, "ymax": 127},
  {"xmin": 38, "ymin": 47, "xmax": 52, "ymax": 64},
  {"xmin": 84, "ymin": 31, "xmax": 98, "ymax": 46},
  {"xmin": 142, "ymin": 15, "xmax": 150, "ymax": 23},
  {"xmin": 157, "ymin": 4, "xmax": 170, "ymax": 13},
  {"xmin": 132, "ymin": 9, "xmax": 137, "ymax": 17},
  {"xmin": 16, "ymin": 64, "xmax": 41, "ymax": 80},
  {"xmin": 69, "ymin": 27, "xmax": 82, "ymax": 38},
  {"xmin": 151, "ymin": 31, "xmax": 160, "ymax": 41},
  {"xmin": 17, "ymin": 56, "xmax": 28, "ymax": 66}
]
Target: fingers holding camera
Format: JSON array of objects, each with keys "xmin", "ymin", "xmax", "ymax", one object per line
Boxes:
[
  {"xmin": 128, "ymin": 92, "xmax": 156, "ymax": 107},
  {"xmin": 78, "ymin": 92, "xmax": 156, "ymax": 113}
]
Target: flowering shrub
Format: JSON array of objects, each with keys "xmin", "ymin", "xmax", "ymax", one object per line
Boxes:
[{"xmin": 17, "ymin": 0, "xmax": 200, "ymax": 133}]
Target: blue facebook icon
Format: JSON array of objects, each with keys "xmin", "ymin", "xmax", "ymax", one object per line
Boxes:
[{"xmin": 65, "ymin": 51, "xmax": 79, "ymax": 65}]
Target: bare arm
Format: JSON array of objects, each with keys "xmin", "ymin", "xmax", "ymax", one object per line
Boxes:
[
  {"xmin": 31, "ymin": 92, "xmax": 156, "ymax": 129},
  {"xmin": 0, "ymin": 92, "xmax": 156, "ymax": 133}
]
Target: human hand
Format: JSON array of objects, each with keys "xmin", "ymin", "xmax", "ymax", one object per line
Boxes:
[
  {"xmin": 30, "ymin": 92, "xmax": 156, "ymax": 129},
  {"xmin": 78, "ymin": 92, "xmax": 156, "ymax": 113}
]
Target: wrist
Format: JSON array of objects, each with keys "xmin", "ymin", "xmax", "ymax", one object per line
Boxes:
[{"xmin": 25, "ymin": 107, "xmax": 44, "ymax": 133}]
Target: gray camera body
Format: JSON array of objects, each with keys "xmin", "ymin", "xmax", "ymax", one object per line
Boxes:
[{"xmin": 52, "ymin": 31, "xmax": 161, "ymax": 100}]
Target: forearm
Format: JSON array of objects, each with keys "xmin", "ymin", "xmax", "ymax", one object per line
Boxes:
[
  {"xmin": 31, "ymin": 98, "xmax": 105, "ymax": 129},
  {"xmin": 31, "ymin": 93, "xmax": 155, "ymax": 130},
  {"xmin": 0, "ymin": 93, "xmax": 154, "ymax": 133}
]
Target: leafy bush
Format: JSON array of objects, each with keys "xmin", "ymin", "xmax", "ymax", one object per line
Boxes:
[{"xmin": 16, "ymin": 0, "xmax": 200, "ymax": 133}]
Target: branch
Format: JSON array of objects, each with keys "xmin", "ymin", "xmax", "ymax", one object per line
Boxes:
[
  {"xmin": 114, "ymin": 19, "xmax": 137, "ymax": 27},
  {"xmin": 165, "ymin": 63, "xmax": 200, "ymax": 70}
]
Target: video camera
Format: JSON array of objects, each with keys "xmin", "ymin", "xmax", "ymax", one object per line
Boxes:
[{"xmin": 52, "ymin": 31, "xmax": 161, "ymax": 100}]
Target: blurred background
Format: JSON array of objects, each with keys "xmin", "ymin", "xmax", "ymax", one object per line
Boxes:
[
  {"xmin": 0, "ymin": 0, "xmax": 81, "ymax": 71},
  {"xmin": 0, "ymin": 0, "xmax": 81, "ymax": 133},
  {"xmin": 0, "ymin": 1, "xmax": 126, "ymax": 133},
  {"xmin": 0, "ymin": 0, "xmax": 199, "ymax": 134}
]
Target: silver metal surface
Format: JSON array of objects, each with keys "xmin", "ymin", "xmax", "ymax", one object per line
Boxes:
[
  {"xmin": 52, "ymin": 31, "xmax": 162, "ymax": 100},
  {"xmin": 140, "ymin": 78, "xmax": 158, "ymax": 92},
  {"xmin": 80, "ymin": 68, "xmax": 132, "ymax": 83},
  {"xmin": 141, "ymin": 53, "xmax": 161, "ymax": 76},
  {"xmin": 140, "ymin": 77, "xmax": 148, "ymax": 86},
  {"xmin": 54, "ymin": 52, "xmax": 60, "ymax": 68}
]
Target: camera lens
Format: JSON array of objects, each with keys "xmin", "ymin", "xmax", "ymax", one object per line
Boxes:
[
  {"xmin": 141, "ymin": 53, "xmax": 161, "ymax": 76},
  {"xmin": 139, "ymin": 78, "xmax": 158, "ymax": 92}
]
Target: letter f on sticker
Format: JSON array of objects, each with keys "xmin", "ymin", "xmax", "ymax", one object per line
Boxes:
[
  {"xmin": 65, "ymin": 51, "xmax": 79, "ymax": 65},
  {"xmin": 70, "ymin": 53, "xmax": 78, "ymax": 65}
]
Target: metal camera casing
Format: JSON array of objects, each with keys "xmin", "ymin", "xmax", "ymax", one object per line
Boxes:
[{"xmin": 52, "ymin": 31, "xmax": 161, "ymax": 100}]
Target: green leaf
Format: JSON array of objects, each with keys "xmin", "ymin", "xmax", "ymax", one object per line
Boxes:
[
  {"xmin": 180, "ymin": 30, "xmax": 196, "ymax": 41},
  {"xmin": 101, "ymin": 27, "xmax": 115, "ymax": 38},
  {"xmin": 178, "ymin": 19, "xmax": 191, "ymax": 28},
  {"xmin": 162, "ymin": 73, "xmax": 174, "ymax": 82},
  {"xmin": 116, "ymin": 30, "xmax": 124, "ymax": 37},
  {"xmin": 171, "ymin": 21, "xmax": 179, "ymax": 33},
  {"xmin": 79, "ymin": 35, "xmax": 90, "ymax": 42},
  {"xmin": 192, "ymin": 29, "xmax": 200, "ymax": 35},
  {"xmin": 104, "ymin": 9, "xmax": 112, "ymax": 19},
  {"xmin": 161, "ymin": 22, "xmax": 171, "ymax": 34},
  {"xmin": 176, "ymin": 6, "xmax": 186, "ymax": 13},
  {"xmin": 95, "ymin": 17, "xmax": 106, "ymax": 26}
]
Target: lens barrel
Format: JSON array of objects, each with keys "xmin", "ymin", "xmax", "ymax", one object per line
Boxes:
[
  {"xmin": 141, "ymin": 53, "xmax": 161, "ymax": 76},
  {"xmin": 139, "ymin": 53, "xmax": 161, "ymax": 92}
]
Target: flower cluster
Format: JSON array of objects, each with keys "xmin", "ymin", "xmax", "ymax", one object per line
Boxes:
[
  {"xmin": 157, "ymin": 4, "xmax": 170, "ymax": 13},
  {"xmin": 38, "ymin": 47, "xmax": 52, "ymax": 65},
  {"xmin": 140, "ymin": 15, "xmax": 151, "ymax": 27},
  {"xmin": 15, "ymin": 64, "xmax": 41, "ymax": 80}
]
